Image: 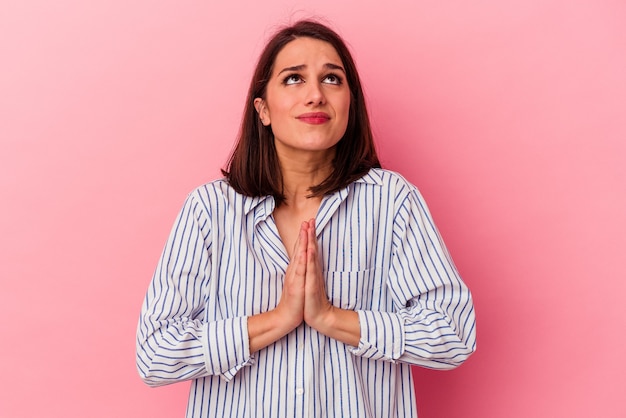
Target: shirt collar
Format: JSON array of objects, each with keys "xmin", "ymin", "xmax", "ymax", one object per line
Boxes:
[
  {"xmin": 241, "ymin": 169, "xmax": 383, "ymax": 216},
  {"xmin": 352, "ymin": 169, "xmax": 384, "ymax": 186},
  {"xmin": 243, "ymin": 194, "xmax": 274, "ymax": 215}
]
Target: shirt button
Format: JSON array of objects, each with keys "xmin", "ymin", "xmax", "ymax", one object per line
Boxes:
[{"xmin": 295, "ymin": 388, "xmax": 304, "ymax": 395}]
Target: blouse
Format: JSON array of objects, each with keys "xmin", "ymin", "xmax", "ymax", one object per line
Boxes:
[{"xmin": 136, "ymin": 168, "xmax": 476, "ymax": 417}]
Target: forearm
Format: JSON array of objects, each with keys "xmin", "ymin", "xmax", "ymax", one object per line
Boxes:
[
  {"xmin": 247, "ymin": 308, "xmax": 301, "ymax": 353},
  {"xmin": 351, "ymin": 301, "xmax": 476, "ymax": 369},
  {"xmin": 308, "ymin": 307, "xmax": 360, "ymax": 347},
  {"xmin": 399, "ymin": 301, "xmax": 476, "ymax": 368},
  {"xmin": 136, "ymin": 318, "xmax": 209, "ymax": 387},
  {"xmin": 137, "ymin": 315, "xmax": 253, "ymax": 386}
]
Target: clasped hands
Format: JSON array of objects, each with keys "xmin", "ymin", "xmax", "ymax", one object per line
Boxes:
[
  {"xmin": 248, "ymin": 219, "xmax": 360, "ymax": 352},
  {"xmin": 275, "ymin": 218, "xmax": 335, "ymax": 334}
]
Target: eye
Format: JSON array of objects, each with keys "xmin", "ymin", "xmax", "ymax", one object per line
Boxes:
[
  {"xmin": 282, "ymin": 74, "xmax": 303, "ymax": 85},
  {"xmin": 322, "ymin": 73, "xmax": 343, "ymax": 85}
]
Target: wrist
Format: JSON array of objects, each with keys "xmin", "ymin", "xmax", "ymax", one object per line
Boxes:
[
  {"xmin": 311, "ymin": 307, "xmax": 361, "ymax": 347},
  {"xmin": 272, "ymin": 304, "xmax": 302, "ymax": 334},
  {"xmin": 308, "ymin": 304, "xmax": 337, "ymax": 335}
]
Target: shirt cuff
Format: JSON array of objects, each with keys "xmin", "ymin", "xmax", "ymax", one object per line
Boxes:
[
  {"xmin": 202, "ymin": 316, "xmax": 254, "ymax": 382},
  {"xmin": 349, "ymin": 310, "xmax": 405, "ymax": 362}
]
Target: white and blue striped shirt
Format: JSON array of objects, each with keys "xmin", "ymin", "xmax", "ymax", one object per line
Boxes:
[{"xmin": 136, "ymin": 168, "xmax": 476, "ymax": 418}]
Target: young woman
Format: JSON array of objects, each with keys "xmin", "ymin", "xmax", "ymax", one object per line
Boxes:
[{"xmin": 136, "ymin": 20, "xmax": 476, "ymax": 418}]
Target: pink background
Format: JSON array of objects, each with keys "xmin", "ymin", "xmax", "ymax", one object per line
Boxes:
[{"xmin": 2, "ymin": 1, "xmax": 625, "ymax": 417}]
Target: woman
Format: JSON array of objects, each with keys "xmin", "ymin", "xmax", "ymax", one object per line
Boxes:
[{"xmin": 136, "ymin": 20, "xmax": 476, "ymax": 418}]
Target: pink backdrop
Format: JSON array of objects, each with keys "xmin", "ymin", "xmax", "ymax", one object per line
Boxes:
[{"xmin": 2, "ymin": 1, "xmax": 625, "ymax": 417}]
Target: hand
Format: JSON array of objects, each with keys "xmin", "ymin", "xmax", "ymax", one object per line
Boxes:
[
  {"xmin": 249, "ymin": 219, "xmax": 358, "ymax": 353},
  {"xmin": 273, "ymin": 222, "xmax": 308, "ymax": 332},
  {"xmin": 302, "ymin": 219, "xmax": 335, "ymax": 331}
]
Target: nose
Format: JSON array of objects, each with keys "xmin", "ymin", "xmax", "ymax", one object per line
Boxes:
[{"xmin": 305, "ymin": 81, "xmax": 326, "ymax": 106}]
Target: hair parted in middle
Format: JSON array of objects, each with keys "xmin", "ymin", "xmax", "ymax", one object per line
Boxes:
[{"xmin": 223, "ymin": 19, "xmax": 380, "ymax": 206}]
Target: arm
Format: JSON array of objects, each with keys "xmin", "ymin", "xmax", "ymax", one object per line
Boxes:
[
  {"xmin": 350, "ymin": 187, "xmax": 476, "ymax": 369},
  {"xmin": 136, "ymin": 193, "xmax": 252, "ymax": 387},
  {"xmin": 136, "ymin": 194, "xmax": 310, "ymax": 386}
]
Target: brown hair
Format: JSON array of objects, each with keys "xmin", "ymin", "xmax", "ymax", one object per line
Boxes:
[{"xmin": 222, "ymin": 19, "xmax": 380, "ymax": 206}]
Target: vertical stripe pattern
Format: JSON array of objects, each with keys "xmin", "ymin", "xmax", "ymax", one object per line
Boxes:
[{"xmin": 136, "ymin": 168, "xmax": 476, "ymax": 418}]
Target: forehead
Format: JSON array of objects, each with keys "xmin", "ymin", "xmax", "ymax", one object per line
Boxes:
[{"xmin": 272, "ymin": 37, "xmax": 343, "ymax": 72}]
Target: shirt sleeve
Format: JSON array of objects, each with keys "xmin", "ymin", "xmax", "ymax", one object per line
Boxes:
[
  {"xmin": 350, "ymin": 185, "xmax": 477, "ymax": 369},
  {"xmin": 136, "ymin": 192, "xmax": 253, "ymax": 387}
]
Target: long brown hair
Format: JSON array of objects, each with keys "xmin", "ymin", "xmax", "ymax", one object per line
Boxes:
[{"xmin": 223, "ymin": 20, "xmax": 380, "ymax": 206}]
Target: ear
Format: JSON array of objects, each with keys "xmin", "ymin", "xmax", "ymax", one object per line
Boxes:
[{"xmin": 254, "ymin": 98, "xmax": 271, "ymax": 126}]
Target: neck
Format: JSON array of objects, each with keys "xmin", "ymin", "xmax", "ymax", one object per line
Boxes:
[{"xmin": 278, "ymin": 150, "xmax": 335, "ymax": 207}]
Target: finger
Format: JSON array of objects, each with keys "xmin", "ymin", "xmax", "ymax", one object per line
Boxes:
[
  {"xmin": 292, "ymin": 221, "xmax": 308, "ymax": 256},
  {"xmin": 286, "ymin": 224, "xmax": 307, "ymax": 276},
  {"xmin": 308, "ymin": 219, "xmax": 318, "ymax": 254},
  {"xmin": 283, "ymin": 226, "xmax": 306, "ymax": 286},
  {"xmin": 306, "ymin": 220, "xmax": 320, "ymax": 275}
]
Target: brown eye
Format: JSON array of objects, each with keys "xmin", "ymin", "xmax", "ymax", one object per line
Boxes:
[
  {"xmin": 322, "ymin": 74, "xmax": 342, "ymax": 85},
  {"xmin": 283, "ymin": 74, "xmax": 303, "ymax": 85}
]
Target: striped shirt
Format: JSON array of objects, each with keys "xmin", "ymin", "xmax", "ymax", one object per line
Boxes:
[{"xmin": 136, "ymin": 168, "xmax": 476, "ymax": 418}]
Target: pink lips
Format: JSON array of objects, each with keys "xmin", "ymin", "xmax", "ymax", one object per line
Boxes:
[{"xmin": 296, "ymin": 112, "xmax": 330, "ymax": 125}]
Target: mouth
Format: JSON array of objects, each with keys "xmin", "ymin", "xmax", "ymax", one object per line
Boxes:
[{"xmin": 296, "ymin": 112, "xmax": 331, "ymax": 125}]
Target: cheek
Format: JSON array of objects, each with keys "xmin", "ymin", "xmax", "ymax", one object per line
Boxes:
[
  {"xmin": 337, "ymin": 94, "xmax": 351, "ymax": 124},
  {"xmin": 338, "ymin": 89, "xmax": 351, "ymax": 111},
  {"xmin": 266, "ymin": 97, "xmax": 294, "ymax": 124}
]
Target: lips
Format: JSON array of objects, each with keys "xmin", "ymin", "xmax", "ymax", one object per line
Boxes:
[{"xmin": 296, "ymin": 112, "xmax": 330, "ymax": 125}]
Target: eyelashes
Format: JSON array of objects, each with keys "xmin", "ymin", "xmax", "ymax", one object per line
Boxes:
[
  {"xmin": 282, "ymin": 74, "xmax": 303, "ymax": 85},
  {"xmin": 281, "ymin": 73, "xmax": 344, "ymax": 86},
  {"xmin": 322, "ymin": 73, "xmax": 342, "ymax": 85}
]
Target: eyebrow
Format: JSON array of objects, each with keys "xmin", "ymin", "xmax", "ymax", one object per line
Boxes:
[{"xmin": 277, "ymin": 63, "xmax": 346, "ymax": 75}]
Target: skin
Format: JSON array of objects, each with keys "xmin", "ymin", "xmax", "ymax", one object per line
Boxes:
[
  {"xmin": 247, "ymin": 37, "xmax": 361, "ymax": 352},
  {"xmin": 255, "ymin": 37, "xmax": 350, "ymax": 161}
]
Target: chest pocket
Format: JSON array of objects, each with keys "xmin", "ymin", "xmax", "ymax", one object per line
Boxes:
[{"xmin": 326, "ymin": 267, "xmax": 382, "ymax": 311}]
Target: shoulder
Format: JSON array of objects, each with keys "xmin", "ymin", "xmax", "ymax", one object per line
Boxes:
[
  {"xmin": 183, "ymin": 178, "xmax": 253, "ymax": 216},
  {"xmin": 358, "ymin": 169, "xmax": 432, "ymax": 221},
  {"xmin": 188, "ymin": 178, "xmax": 233, "ymax": 200},
  {"xmin": 357, "ymin": 168, "xmax": 420, "ymax": 197}
]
